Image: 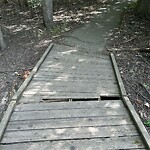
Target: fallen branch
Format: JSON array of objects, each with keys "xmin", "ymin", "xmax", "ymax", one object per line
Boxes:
[
  {"xmin": 108, "ymin": 47, "xmax": 150, "ymax": 52},
  {"xmin": 138, "ymin": 55, "xmax": 150, "ymax": 65},
  {"xmin": 122, "ymin": 37, "xmax": 136, "ymax": 44},
  {"xmin": 0, "ymin": 71, "xmax": 9, "ymax": 75}
]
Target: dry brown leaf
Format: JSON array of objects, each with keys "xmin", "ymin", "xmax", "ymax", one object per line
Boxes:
[{"xmin": 23, "ymin": 70, "xmax": 30, "ymax": 80}]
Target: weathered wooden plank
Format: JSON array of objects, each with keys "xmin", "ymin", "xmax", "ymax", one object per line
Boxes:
[
  {"xmin": 23, "ymin": 78, "xmax": 119, "ymax": 96},
  {"xmin": 25, "ymin": 83, "xmax": 118, "ymax": 94},
  {"xmin": 22, "ymin": 92, "xmax": 99, "ymax": 99},
  {"xmin": 38, "ymin": 68, "xmax": 112, "ymax": 75},
  {"xmin": 22, "ymin": 93, "xmax": 119, "ymax": 101},
  {"xmin": 33, "ymin": 75, "xmax": 115, "ymax": 82},
  {"xmin": 33, "ymin": 76, "xmax": 115, "ymax": 83},
  {"xmin": 23, "ymin": 85, "xmax": 119, "ymax": 95},
  {"xmin": 23, "ymin": 91, "xmax": 96, "ymax": 95},
  {"xmin": 40, "ymin": 62, "xmax": 111, "ymax": 70},
  {"xmin": 32, "ymin": 78, "xmax": 116, "ymax": 83},
  {"xmin": 0, "ymin": 136, "xmax": 146, "ymax": 150},
  {"xmin": 22, "ymin": 88, "xmax": 119, "ymax": 97},
  {"xmin": 40, "ymin": 59, "xmax": 111, "ymax": 68},
  {"xmin": 24, "ymin": 82, "xmax": 118, "ymax": 94},
  {"xmin": 15, "ymin": 100, "xmax": 123, "ymax": 111},
  {"xmin": 36, "ymin": 68, "xmax": 113, "ymax": 75},
  {"xmin": 34, "ymin": 71, "xmax": 114, "ymax": 78},
  {"xmin": 1, "ymin": 125, "xmax": 139, "ymax": 144},
  {"xmin": 39, "ymin": 55, "xmax": 111, "ymax": 70},
  {"xmin": 21, "ymin": 91, "xmax": 120, "ymax": 102},
  {"xmin": 24, "ymin": 82, "xmax": 118, "ymax": 92},
  {"xmin": 20, "ymin": 95, "xmax": 98, "ymax": 103},
  {"xmin": 10, "ymin": 105, "xmax": 128, "ymax": 121},
  {"xmin": 7, "ymin": 116, "xmax": 132, "ymax": 131},
  {"xmin": 28, "ymin": 80, "xmax": 117, "ymax": 86},
  {"xmin": 20, "ymin": 93, "xmax": 120, "ymax": 103},
  {"xmin": 41, "ymin": 60, "xmax": 111, "ymax": 70}
]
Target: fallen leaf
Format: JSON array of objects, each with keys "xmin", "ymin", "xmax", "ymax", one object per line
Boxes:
[
  {"xmin": 23, "ymin": 70, "xmax": 30, "ymax": 80},
  {"xmin": 144, "ymin": 102, "xmax": 150, "ymax": 108}
]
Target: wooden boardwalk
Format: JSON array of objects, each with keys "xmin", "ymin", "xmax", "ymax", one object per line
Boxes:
[
  {"xmin": 21, "ymin": 44, "xmax": 119, "ymax": 103},
  {"xmin": 0, "ymin": 44, "xmax": 149, "ymax": 149}
]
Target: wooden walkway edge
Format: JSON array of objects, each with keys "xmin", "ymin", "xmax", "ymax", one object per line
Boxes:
[{"xmin": 110, "ymin": 53, "xmax": 150, "ymax": 149}]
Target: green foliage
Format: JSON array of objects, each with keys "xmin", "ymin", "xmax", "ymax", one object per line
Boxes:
[
  {"xmin": 51, "ymin": 26, "xmax": 62, "ymax": 36},
  {"xmin": 28, "ymin": 0, "xmax": 42, "ymax": 9},
  {"xmin": 143, "ymin": 83, "xmax": 150, "ymax": 90},
  {"xmin": 127, "ymin": 0, "xmax": 138, "ymax": 9},
  {"xmin": 51, "ymin": 21, "xmax": 68, "ymax": 36},
  {"xmin": 144, "ymin": 121, "xmax": 150, "ymax": 127}
]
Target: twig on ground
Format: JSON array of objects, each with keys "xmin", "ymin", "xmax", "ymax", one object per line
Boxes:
[
  {"xmin": 123, "ymin": 78, "xmax": 150, "ymax": 103},
  {"xmin": 138, "ymin": 55, "xmax": 150, "ymax": 65},
  {"xmin": 122, "ymin": 37, "xmax": 136, "ymax": 44},
  {"xmin": 0, "ymin": 71, "xmax": 9, "ymax": 75},
  {"xmin": 108, "ymin": 47, "xmax": 150, "ymax": 52},
  {"xmin": 139, "ymin": 83, "xmax": 150, "ymax": 98}
]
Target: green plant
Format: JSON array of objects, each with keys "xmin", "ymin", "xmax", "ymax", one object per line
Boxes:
[
  {"xmin": 51, "ymin": 26, "xmax": 61, "ymax": 36},
  {"xmin": 144, "ymin": 121, "xmax": 150, "ymax": 127},
  {"xmin": 28, "ymin": 0, "xmax": 42, "ymax": 9}
]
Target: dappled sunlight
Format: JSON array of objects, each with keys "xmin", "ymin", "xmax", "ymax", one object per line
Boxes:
[
  {"xmin": 35, "ymin": 39, "xmax": 52, "ymax": 48},
  {"xmin": 78, "ymin": 59, "xmax": 85, "ymax": 62},
  {"xmin": 88, "ymin": 127, "xmax": 99, "ymax": 135},
  {"xmin": 5, "ymin": 24, "xmax": 31, "ymax": 34},
  {"xmin": 109, "ymin": 127, "xmax": 118, "ymax": 137},
  {"xmin": 59, "ymin": 49, "xmax": 78, "ymax": 55},
  {"xmin": 99, "ymin": 91, "xmax": 110, "ymax": 96},
  {"xmin": 53, "ymin": 1, "xmax": 110, "ymax": 26},
  {"xmin": 74, "ymin": 128, "xmax": 81, "ymax": 132},
  {"xmin": 120, "ymin": 119, "xmax": 128, "ymax": 125},
  {"xmin": 54, "ymin": 74, "xmax": 70, "ymax": 81},
  {"xmin": 104, "ymin": 101, "xmax": 121, "ymax": 109},
  {"xmin": 90, "ymin": 11, "xmax": 103, "ymax": 15},
  {"xmin": 46, "ymin": 63, "xmax": 64, "ymax": 69},
  {"xmin": 56, "ymin": 129, "xmax": 66, "ymax": 134}
]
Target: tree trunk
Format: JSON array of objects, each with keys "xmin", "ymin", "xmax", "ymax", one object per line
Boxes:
[
  {"xmin": 136, "ymin": 0, "xmax": 150, "ymax": 19},
  {"xmin": 0, "ymin": 27, "xmax": 6, "ymax": 51},
  {"xmin": 43, "ymin": 0, "xmax": 53, "ymax": 29}
]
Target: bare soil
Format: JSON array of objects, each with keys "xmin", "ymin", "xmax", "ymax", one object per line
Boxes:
[{"xmin": 0, "ymin": 1, "xmax": 150, "ymax": 134}]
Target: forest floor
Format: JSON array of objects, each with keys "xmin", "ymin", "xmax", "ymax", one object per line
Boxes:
[{"xmin": 0, "ymin": 1, "xmax": 150, "ymax": 133}]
